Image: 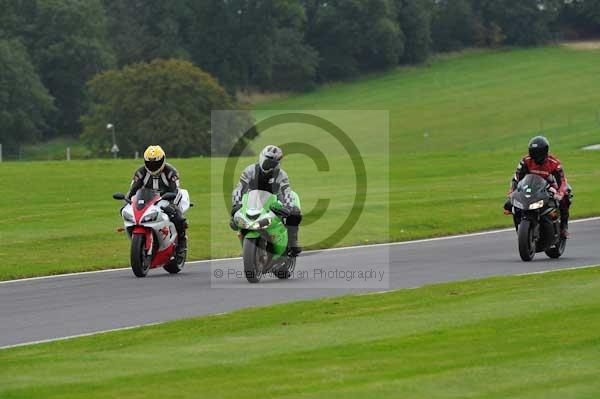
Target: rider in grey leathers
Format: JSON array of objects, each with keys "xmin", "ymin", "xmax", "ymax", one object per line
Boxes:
[{"xmin": 231, "ymin": 145, "xmax": 303, "ymax": 256}]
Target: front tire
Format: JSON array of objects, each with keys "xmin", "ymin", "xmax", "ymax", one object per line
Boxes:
[
  {"xmin": 518, "ymin": 220, "xmax": 536, "ymax": 262},
  {"xmin": 243, "ymin": 238, "xmax": 264, "ymax": 283},
  {"xmin": 131, "ymin": 234, "xmax": 150, "ymax": 277},
  {"xmin": 545, "ymin": 237, "xmax": 566, "ymax": 259}
]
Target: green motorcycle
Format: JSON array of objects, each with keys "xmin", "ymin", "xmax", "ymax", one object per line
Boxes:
[{"xmin": 233, "ymin": 189, "xmax": 300, "ymax": 283}]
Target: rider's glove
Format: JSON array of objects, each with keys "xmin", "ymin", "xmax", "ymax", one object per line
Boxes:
[
  {"xmin": 554, "ymin": 192, "xmax": 564, "ymax": 201},
  {"xmin": 270, "ymin": 205, "xmax": 291, "ymax": 218},
  {"xmin": 229, "ymin": 217, "xmax": 238, "ymax": 231},
  {"xmin": 549, "ymin": 187, "xmax": 563, "ymax": 201},
  {"xmin": 287, "ymin": 206, "xmax": 301, "ymax": 216},
  {"xmin": 503, "ymin": 198, "xmax": 512, "ymax": 215},
  {"xmin": 231, "ymin": 204, "xmax": 242, "ymax": 216}
]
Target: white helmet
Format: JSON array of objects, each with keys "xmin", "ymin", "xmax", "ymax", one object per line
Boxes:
[{"xmin": 259, "ymin": 145, "xmax": 283, "ymax": 172}]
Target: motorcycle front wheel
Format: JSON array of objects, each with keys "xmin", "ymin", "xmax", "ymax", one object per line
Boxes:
[
  {"xmin": 243, "ymin": 237, "xmax": 264, "ymax": 283},
  {"xmin": 131, "ymin": 233, "xmax": 150, "ymax": 277},
  {"xmin": 518, "ymin": 220, "xmax": 536, "ymax": 262}
]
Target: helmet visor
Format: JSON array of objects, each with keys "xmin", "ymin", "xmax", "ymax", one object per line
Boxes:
[
  {"xmin": 145, "ymin": 159, "xmax": 164, "ymax": 173},
  {"xmin": 529, "ymin": 147, "xmax": 548, "ymax": 164},
  {"xmin": 261, "ymin": 158, "xmax": 279, "ymax": 171}
]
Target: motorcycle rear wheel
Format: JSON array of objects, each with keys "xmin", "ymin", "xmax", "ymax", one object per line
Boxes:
[
  {"xmin": 131, "ymin": 233, "xmax": 150, "ymax": 277},
  {"xmin": 243, "ymin": 237, "xmax": 264, "ymax": 283},
  {"xmin": 275, "ymin": 257, "xmax": 296, "ymax": 279},
  {"xmin": 164, "ymin": 241, "xmax": 186, "ymax": 274},
  {"xmin": 518, "ymin": 220, "xmax": 536, "ymax": 262},
  {"xmin": 164, "ymin": 253, "xmax": 185, "ymax": 274}
]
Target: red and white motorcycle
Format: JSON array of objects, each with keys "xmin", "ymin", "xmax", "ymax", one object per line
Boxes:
[{"xmin": 113, "ymin": 188, "xmax": 190, "ymax": 277}]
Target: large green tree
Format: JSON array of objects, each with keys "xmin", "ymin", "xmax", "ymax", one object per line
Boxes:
[
  {"xmin": 559, "ymin": 0, "xmax": 600, "ymax": 36},
  {"xmin": 186, "ymin": 0, "xmax": 317, "ymax": 91},
  {"xmin": 397, "ymin": 0, "xmax": 432, "ymax": 64},
  {"xmin": 102, "ymin": 0, "xmax": 190, "ymax": 67},
  {"xmin": 432, "ymin": 0, "xmax": 476, "ymax": 51},
  {"xmin": 473, "ymin": 0, "xmax": 560, "ymax": 45},
  {"xmin": 24, "ymin": 0, "xmax": 114, "ymax": 137},
  {"xmin": 305, "ymin": 0, "xmax": 404, "ymax": 80},
  {"xmin": 82, "ymin": 59, "xmax": 254, "ymax": 158},
  {"xmin": 0, "ymin": 39, "xmax": 55, "ymax": 156}
]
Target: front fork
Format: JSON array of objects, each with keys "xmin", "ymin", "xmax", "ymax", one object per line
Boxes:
[
  {"xmin": 133, "ymin": 226, "xmax": 154, "ymax": 256},
  {"xmin": 514, "ymin": 211, "xmax": 540, "ymax": 239}
]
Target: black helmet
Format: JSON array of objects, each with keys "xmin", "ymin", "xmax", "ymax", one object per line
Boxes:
[
  {"xmin": 528, "ymin": 136, "xmax": 549, "ymax": 165},
  {"xmin": 259, "ymin": 145, "xmax": 283, "ymax": 172}
]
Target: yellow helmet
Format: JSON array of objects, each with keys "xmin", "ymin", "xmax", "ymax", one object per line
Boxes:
[{"xmin": 143, "ymin": 145, "xmax": 166, "ymax": 175}]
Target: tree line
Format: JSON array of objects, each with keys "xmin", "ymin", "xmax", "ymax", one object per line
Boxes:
[{"xmin": 1, "ymin": 0, "xmax": 599, "ymax": 157}]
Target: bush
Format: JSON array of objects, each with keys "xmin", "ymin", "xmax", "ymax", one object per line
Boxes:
[{"xmin": 81, "ymin": 59, "xmax": 255, "ymax": 158}]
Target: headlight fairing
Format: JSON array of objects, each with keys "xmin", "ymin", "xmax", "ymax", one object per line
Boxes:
[
  {"xmin": 122, "ymin": 210, "xmax": 134, "ymax": 223},
  {"xmin": 251, "ymin": 217, "xmax": 272, "ymax": 230},
  {"xmin": 234, "ymin": 215, "xmax": 250, "ymax": 229},
  {"xmin": 141, "ymin": 211, "xmax": 159, "ymax": 223},
  {"xmin": 512, "ymin": 199, "xmax": 524, "ymax": 210},
  {"xmin": 529, "ymin": 200, "xmax": 545, "ymax": 210}
]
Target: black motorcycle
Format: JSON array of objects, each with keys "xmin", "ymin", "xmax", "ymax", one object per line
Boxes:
[{"xmin": 509, "ymin": 174, "xmax": 566, "ymax": 262}]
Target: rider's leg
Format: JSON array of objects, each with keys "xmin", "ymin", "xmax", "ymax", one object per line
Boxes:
[
  {"xmin": 165, "ymin": 204, "xmax": 187, "ymax": 253},
  {"xmin": 286, "ymin": 211, "xmax": 302, "ymax": 257},
  {"xmin": 560, "ymin": 196, "xmax": 571, "ymax": 238},
  {"xmin": 286, "ymin": 191, "xmax": 302, "ymax": 257}
]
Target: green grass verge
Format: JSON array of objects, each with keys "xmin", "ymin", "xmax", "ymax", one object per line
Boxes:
[
  {"xmin": 2, "ymin": 46, "xmax": 600, "ymax": 279},
  {"xmin": 2, "ymin": 266, "xmax": 600, "ymax": 398}
]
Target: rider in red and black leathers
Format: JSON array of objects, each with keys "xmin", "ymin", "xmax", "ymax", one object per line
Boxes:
[{"xmin": 506, "ymin": 136, "xmax": 572, "ymax": 237}]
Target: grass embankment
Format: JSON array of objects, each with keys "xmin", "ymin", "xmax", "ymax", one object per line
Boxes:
[
  {"xmin": 2, "ymin": 46, "xmax": 600, "ymax": 279},
  {"xmin": 2, "ymin": 267, "xmax": 600, "ymax": 398}
]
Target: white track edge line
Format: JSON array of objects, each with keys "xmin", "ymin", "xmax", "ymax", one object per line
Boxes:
[
  {"xmin": 517, "ymin": 263, "xmax": 599, "ymax": 276},
  {"xmin": 0, "ymin": 323, "xmax": 162, "ymax": 351},
  {"xmin": 2, "ymin": 216, "xmax": 599, "ymax": 285}
]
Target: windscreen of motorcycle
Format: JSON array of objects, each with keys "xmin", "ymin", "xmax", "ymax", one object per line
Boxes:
[
  {"xmin": 134, "ymin": 188, "xmax": 160, "ymax": 210},
  {"xmin": 247, "ymin": 190, "xmax": 273, "ymax": 211},
  {"xmin": 517, "ymin": 174, "xmax": 548, "ymax": 195}
]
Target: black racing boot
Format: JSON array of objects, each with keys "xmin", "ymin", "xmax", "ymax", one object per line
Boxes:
[
  {"xmin": 560, "ymin": 219, "xmax": 570, "ymax": 239},
  {"xmin": 560, "ymin": 207, "xmax": 570, "ymax": 239},
  {"xmin": 176, "ymin": 219, "xmax": 188, "ymax": 260},
  {"xmin": 287, "ymin": 226, "xmax": 302, "ymax": 257},
  {"xmin": 178, "ymin": 233, "xmax": 187, "ymax": 253}
]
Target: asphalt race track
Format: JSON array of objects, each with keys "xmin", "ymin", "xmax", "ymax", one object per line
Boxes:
[{"xmin": 1, "ymin": 218, "xmax": 599, "ymax": 348}]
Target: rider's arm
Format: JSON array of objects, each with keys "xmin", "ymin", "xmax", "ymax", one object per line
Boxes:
[
  {"xmin": 126, "ymin": 168, "xmax": 145, "ymax": 199},
  {"xmin": 166, "ymin": 168, "xmax": 180, "ymax": 193},
  {"xmin": 276, "ymin": 170, "xmax": 295, "ymax": 208},
  {"xmin": 553, "ymin": 162, "xmax": 568, "ymax": 196},
  {"xmin": 510, "ymin": 158, "xmax": 529, "ymax": 193},
  {"xmin": 232, "ymin": 166, "xmax": 253, "ymax": 208}
]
